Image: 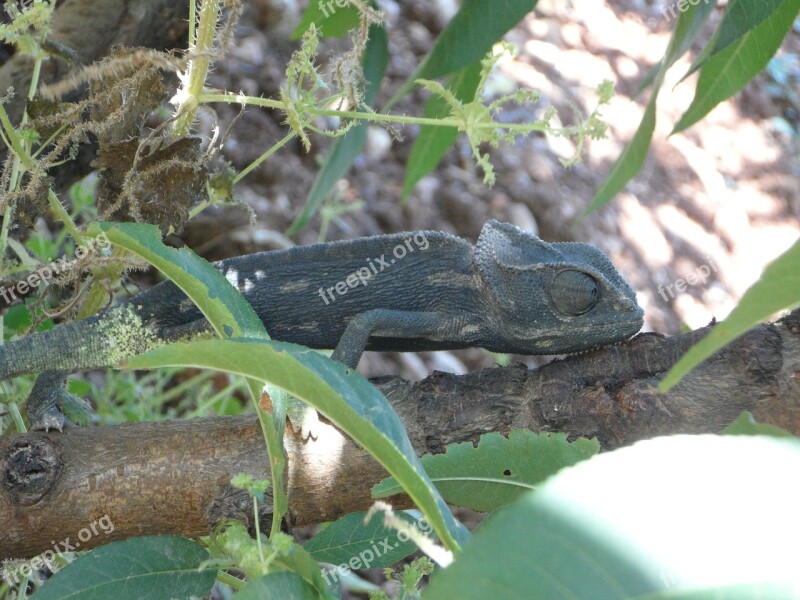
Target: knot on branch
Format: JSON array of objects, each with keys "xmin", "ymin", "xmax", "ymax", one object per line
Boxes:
[{"xmin": 1, "ymin": 437, "xmax": 62, "ymax": 505}]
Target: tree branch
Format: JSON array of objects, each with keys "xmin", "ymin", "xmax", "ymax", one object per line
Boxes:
[{"xmin": 2, "ymin": 310, "xmax": 798, "ymax": 559}]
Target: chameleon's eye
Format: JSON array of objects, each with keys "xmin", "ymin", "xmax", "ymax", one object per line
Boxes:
[{"xmin": 550, "ymin": 270, "xmax": 599, "ymax": 316}]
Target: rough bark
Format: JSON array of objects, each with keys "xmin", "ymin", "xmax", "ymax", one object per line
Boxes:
[{"xmin": 2, "ymin": 310, "xmax": 799, "ymax": 559}]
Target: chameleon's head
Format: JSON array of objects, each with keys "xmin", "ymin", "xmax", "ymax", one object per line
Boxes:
[{"xmin": 475, "ymin": 220, "xmax": 644, "ymax": 355}]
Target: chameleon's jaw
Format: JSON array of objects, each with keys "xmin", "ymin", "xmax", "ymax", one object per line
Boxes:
[{"xmin": 494, "ymin": 311, "xmax": 644, "ymax": 356}]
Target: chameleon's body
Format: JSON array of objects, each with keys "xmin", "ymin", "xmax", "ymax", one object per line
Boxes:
[{"xmin": 0, "ymin": 221, "xmax": 644, "ymax": 430}]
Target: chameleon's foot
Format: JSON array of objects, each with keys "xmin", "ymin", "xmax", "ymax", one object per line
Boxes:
[{"xmin": 26, "ymin": 371, "xmax": 94, "ymax": 431}]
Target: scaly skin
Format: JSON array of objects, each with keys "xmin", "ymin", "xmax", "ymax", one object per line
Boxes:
[{"xmin": 1, "ymin": 221, "xmax": 644, "ymax": 430}]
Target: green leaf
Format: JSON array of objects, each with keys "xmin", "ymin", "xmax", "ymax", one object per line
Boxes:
[
  {"xmin": 722, "ymin": 411, "xmax": 796, "ymax": 438},
  {"xmin": 87, "ymin": 222, "xmax": 265, "ymax": 339},
  {"xmin": 388, "ymin": 0, "xmax": 538, "ymax": 106},
  {"xmin": 673, "ymin": 0, "xmax": 800, "ymax": 133},
  {"xmin": 664, "ymin": 0, "xmax": 718, "ymax": 70},
  {"xmin": 402, "ymin": 60, "xmax": 482, "ymax": 199},
  {"xmin": 304, "ymin": 511, "xmax": 422, "ymax": 569},
  {"xmin": 84, "ymin": 222, "xmax": 293, "ymax": 535},
  {"xmin": 424, "ymin": 435, "xmax": 800, "ymax": 599},
  {"xmin": 31, "ymin": 536, "xmax": 215, "ymax": 600},
  {"xmin": 271, "ymin": 541, "xmax": 335, "ymax": 599},
  {"xmin": 291, "ymin": 0, "xmax": 361, "ymax": 40},
  {"xmin": 659, "ymin": 236, "xmax": 800, "ymax": 391},
  {"xmin": 126, "ymin": 338, "xmax": 469, "ymax": 551},
  {"xmin": 710, "ymin": 0, "xmax": 785, "ymax": 60},
  {"xmin": 286, "ymin": 25, "xmax": 388, "ymax": 235},
  {"xmin": 373, "ymin": 431, "xmax": 598, "ymax": 512},
  {"xmin": 3, "ymin": 304, "xmax": 32, "ymax": 336},
  {"xmin": 233, "ymin": 572, "xmax": 319, "ymax": 600},
  {"xmin": 417, "ymin": 0, "xmax": 536, "ymax": 81},
  {"xmin": 585, "ymin": 96, "xmax": 657, "ymax": 214},
  {"xmin": 590, "ymin": 0, "xmax": 715, "ymax": 213}
]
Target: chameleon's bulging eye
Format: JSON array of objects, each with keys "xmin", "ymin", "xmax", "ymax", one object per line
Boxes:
[{"xmin": 550, "ymin": 270, "xmax": 599, "ymax": 316}]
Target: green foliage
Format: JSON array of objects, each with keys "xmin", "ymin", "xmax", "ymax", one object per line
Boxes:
[
  {"xmin": 291, "ymin": 0, "xmax": 362, "ymax": 39},
  {"xmin": 232, "ymin": 572, "xmax": 320, "ymax": 600},
  {"xmin": 285, "ymin": 23, "xmax": 388, "ymax": 235},
  {"xmin": 722, "ymin": 411, "xmax": 796, "ymax": 438},
  {"xmin": 303, "ymin": 511, "xmax": 424, "ymax": 570},
  {"xmin": 674, "ymin": 0, "xmax": 800, "ymax": 132},
  {"xmin": 31, "ymin": 536, "xmax": 216, "ymax": 600},
  {"xmin": 424, "ymin": 435, "xmax": 800, "ymax": 599},
  {"xmin": 588, "ymin": 0, "xmax": 800, "ymax": 386},
  {"xmin": 0, "ymin": 0, "xmax": 54, "ymax": 56},
  {"xmin": 208, "ymin": 521, "xmax": 334, "ymax": 598},
  {"xmin": 126, "ymin": 337, "xmax": 468, "ymax": 551},
  {"xmin": 3, "ymin": 0, "xmax": 799, "ymax": 596},
  {"xmin": 586, "ymin": 0, "xmax": 716, "ymax": 213},
  {"xmin": 402, "ymin": 61, "xmax": 482, "ymax": 199},
  {"xmin": 373, "ymin": 430, "xmax": 599, "ymax": 512},
  {"xmin": 592, "ymin": 0, "xmax": 798, "ymax": 210},
  {"xmin": 659, "ymin": 236, "xmax": 800, "ymax": 391},
  {"xmin": 370, "ymin": 557, "xmax": 433, "ymax": 600}
]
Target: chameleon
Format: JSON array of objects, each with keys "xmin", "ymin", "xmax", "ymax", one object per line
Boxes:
[{"xmin": 0, "ymin": 220, "xmax": 644, "ymax": 430}]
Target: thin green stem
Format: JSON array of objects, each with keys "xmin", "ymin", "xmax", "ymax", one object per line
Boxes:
[
  {"xmin": 253, "ymin": 496, "xmax": 265, "ymax": 562},
  {"xmin": 233, "ymin": 130, "xmax": 297, "ymax": 184},
  {"xmin": 216, "ymin": 570, "xmax": 246, "ymax": 590},
  {"xmin": 199, "ymin": 92, "xmax": 550, "ymax": 133}
]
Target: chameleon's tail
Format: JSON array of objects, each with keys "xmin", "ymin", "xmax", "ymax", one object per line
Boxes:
[{"xmin": 0, "ymin": 303, "xmax": 162, "ymax": 380}]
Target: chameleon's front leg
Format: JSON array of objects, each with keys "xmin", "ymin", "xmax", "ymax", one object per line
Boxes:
[
  {"xmin": 331, "ymin": 309, "xmax": 473, "ymax": 369},
  {"xmin": 25, "ymin": 371, "xmax": 92, "ymax": 431}
]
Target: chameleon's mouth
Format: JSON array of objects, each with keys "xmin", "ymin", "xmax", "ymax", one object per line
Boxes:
[{"xmin": 515, "ymin": 314, "xmax": 644, "ymax": 355}]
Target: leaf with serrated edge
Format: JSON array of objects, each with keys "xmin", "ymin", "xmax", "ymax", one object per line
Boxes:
[{"xmin": 373, "ymin": 430, "xmax": 598, "ymax": 512}]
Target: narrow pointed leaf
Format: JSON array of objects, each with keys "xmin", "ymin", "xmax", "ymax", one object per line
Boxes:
[
  {"xmin": 591, "ymin": 0, "xmax": 715, "ymax": 212},
  {"xmin": 388, "ymin": 0, "xmax": 538, "ymax": 105},
  {"xmin": 126, "ymin": 338, "xmax": 469, "ymax": 551},
  {"xmin": 402, "ymin": 60, "xmax": 482, "ymax": 199},
  {"xmin": 710, "ymin": 0, "xmax": 784, "ymax": 59},
  {"xmin": 585, "ymin": 96, "xmax": 657, "ymax": 214},
  {"xmin": 659, "ymin": 236, "xmax": 800, "ymax": 391},
  {"xmin": 673, "ymin": 0, "xmax": 800, "ymax": 133}
]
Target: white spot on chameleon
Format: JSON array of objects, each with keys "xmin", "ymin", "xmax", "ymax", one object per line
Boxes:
[{"xmin": 279, "ymin": 279, "xmax": 311, "ymax": 293}]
